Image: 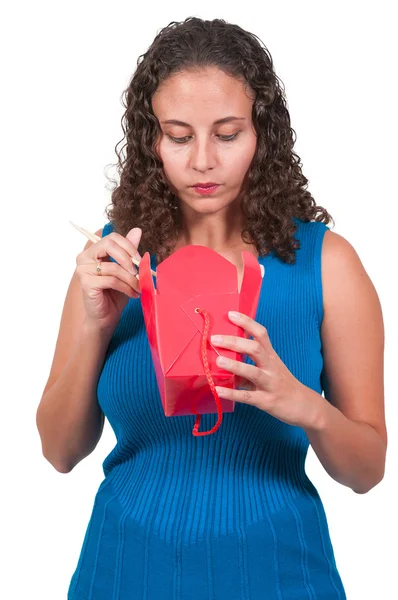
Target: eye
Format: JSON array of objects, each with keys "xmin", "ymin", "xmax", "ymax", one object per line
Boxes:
[
  {"xmin": 166, "ymin": 133, "xmax": 240, "ymax": 144},
  {"xmin": 167, "ymin": 135, "xmax": 190, "ymax": 144}
]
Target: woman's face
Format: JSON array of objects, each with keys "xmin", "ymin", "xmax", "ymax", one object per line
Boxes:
[{"xmin": 152, "ymin": 67, "xmax": 258, "ymax": 216}]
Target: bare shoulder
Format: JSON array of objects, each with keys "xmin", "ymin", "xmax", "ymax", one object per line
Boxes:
[
  {"xmin": 321, "ymin": 230, "xmax": 381, "ymax": 315},
  {"xmin": 320, "ymin": 230, "xmax": 387, "ymax": 446}
]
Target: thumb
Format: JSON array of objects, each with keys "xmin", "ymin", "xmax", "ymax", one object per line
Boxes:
[{"xmin": 126, "ymin": 227, "xmax": 142, "ymax": 261}]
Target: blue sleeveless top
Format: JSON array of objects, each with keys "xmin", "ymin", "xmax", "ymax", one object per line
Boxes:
[{"xmin": 68, "ymin": 218, "xmax": 346, "ymax": 599}]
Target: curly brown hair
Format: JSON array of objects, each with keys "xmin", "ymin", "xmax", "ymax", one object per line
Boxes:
[{"xmin": 105, "ymin": 16, "xmax": 334, "ymax": 264}]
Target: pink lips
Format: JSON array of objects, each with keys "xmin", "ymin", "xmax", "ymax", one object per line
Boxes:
[{"xmin": 192, "ymin": 184, "xmax": 220, "ymax": 195}]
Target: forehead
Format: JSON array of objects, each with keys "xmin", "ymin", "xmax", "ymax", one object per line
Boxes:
[{"xmin": 152, "ymin": 68, "xmax": 254, "ymax": 120}]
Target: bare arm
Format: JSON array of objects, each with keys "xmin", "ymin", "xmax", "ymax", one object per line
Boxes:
[
  {"xmin": 303, "ymin": 230, "xmax": 387, "ymax": 493},
  {"xmin": 36, "ymin": 229, "xmax": 111, "ymax": 473},
  {"xmin": 36, "ymin": 319, "xmax": 112, "ymax": 473}
]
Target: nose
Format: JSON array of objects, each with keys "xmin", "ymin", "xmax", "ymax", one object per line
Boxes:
[{"xmin": 189, "ymin": 135, "xmax": 217, "ymax": 173}]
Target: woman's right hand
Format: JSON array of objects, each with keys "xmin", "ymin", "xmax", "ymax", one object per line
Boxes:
[{"xmin": 75, "ymin": 227, "xmax": 143, "ymax": 333}]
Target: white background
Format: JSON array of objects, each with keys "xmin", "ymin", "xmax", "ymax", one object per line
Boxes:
[{"xmin": 2, "ymin": 1, "xmax": 397, "ymax": 598}]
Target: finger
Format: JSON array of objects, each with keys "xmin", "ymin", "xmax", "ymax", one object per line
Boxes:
[
  {"xmin": 81, "ymin": 270, "xmax": 139, "ymax": 299},
  {"xmin": 95, "ymin": 261, "xmax": 141, "ymax": 294},
  {"xmin": 78, "ymin": 233, "xmax": 138, "ymax": 276},
  {"xmin": 228, "ymin": 311, "xmax": 272, "ymax": 351},
  {"xmin": 216, "ymin": 356, "xmax": 266, "ymax": 387},
  {"xmin": 211, "ymin": 334, "xmax": 268, "ymax": 369},
  {"xmin": 106, "ymin": 228, "xmax": 142, "ymax": 262},
  {"xmin": 78, "ymin": 261, "xmax": 140, "ymax": 298},
  {"xmin": 125, "ymin": 227, "xmax": 142, "ymax": 261},
  {"xmin": 214, "ymin": 386, "xmax": 261, "ymax": 405}
]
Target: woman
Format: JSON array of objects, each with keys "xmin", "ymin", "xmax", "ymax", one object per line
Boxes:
[{"xmin": 36, "ymin": 17, "xmax": 387, "ymax": 599}]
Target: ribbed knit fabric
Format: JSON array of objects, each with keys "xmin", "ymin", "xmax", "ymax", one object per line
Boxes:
[{"xmin": 68, "ymin": 217, "xmax": 346, "ymax": 599}]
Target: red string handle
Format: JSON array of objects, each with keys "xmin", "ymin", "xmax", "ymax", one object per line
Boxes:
[{"xmin": 192, "ymin": 308, "xmax": 223, "ymax": 437}]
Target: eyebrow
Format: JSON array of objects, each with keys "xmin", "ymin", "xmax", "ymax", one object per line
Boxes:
[{"xmin": 161, "ymin": 116, "xmax": 246, "ymax": 126}]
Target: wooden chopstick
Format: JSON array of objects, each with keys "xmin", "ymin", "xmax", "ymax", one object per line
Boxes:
[{"xmin": 70, "ymin": 221, "xmax": 157, "ymax": 277}]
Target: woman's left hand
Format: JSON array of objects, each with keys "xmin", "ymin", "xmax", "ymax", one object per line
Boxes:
[{"xmin": 211, "ymin": 311, "xmax": 323, "ymax": 429}]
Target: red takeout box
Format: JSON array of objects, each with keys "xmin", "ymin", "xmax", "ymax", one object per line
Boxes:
[{"xmin": 139, "ymin": 246, "xmax": 262, "ymax": 436}]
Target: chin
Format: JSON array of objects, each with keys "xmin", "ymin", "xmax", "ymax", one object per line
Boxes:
[
  {"xmin": 180, "ymin": 193, "xmax": 236, "ymax": 214},
  {"xmin": 185, "ymin": 202, "xmax": 231, "ymax": 215}
]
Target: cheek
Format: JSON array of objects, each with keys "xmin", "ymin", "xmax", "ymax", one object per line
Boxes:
[
  {"xmin": 157, "ymin": 142, "xmax": 184, "ymax": 183},
  {"xmin": 240, "ymin": 135, "xmax": 257, "ymax": 166},
  {"xmin": 226, "ymin": 139, "xmax": 257, "ymax": 181}
]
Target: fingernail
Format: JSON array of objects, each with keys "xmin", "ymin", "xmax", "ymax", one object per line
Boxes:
[
  {"xmin": 211, "ymin": 335, "xmax": 223, "ymax": 344},
  {"xmin": 217, "ymin": 356, "xmax": 228, "ymax": 366},
  {"xmin": 228, "ymin": 311, "xmax": 240, "ymax": 320}
]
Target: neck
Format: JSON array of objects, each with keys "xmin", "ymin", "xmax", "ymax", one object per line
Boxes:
[{"xmin": 176, "ymin": 203, "xmax": 246, "ymax": 253}]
